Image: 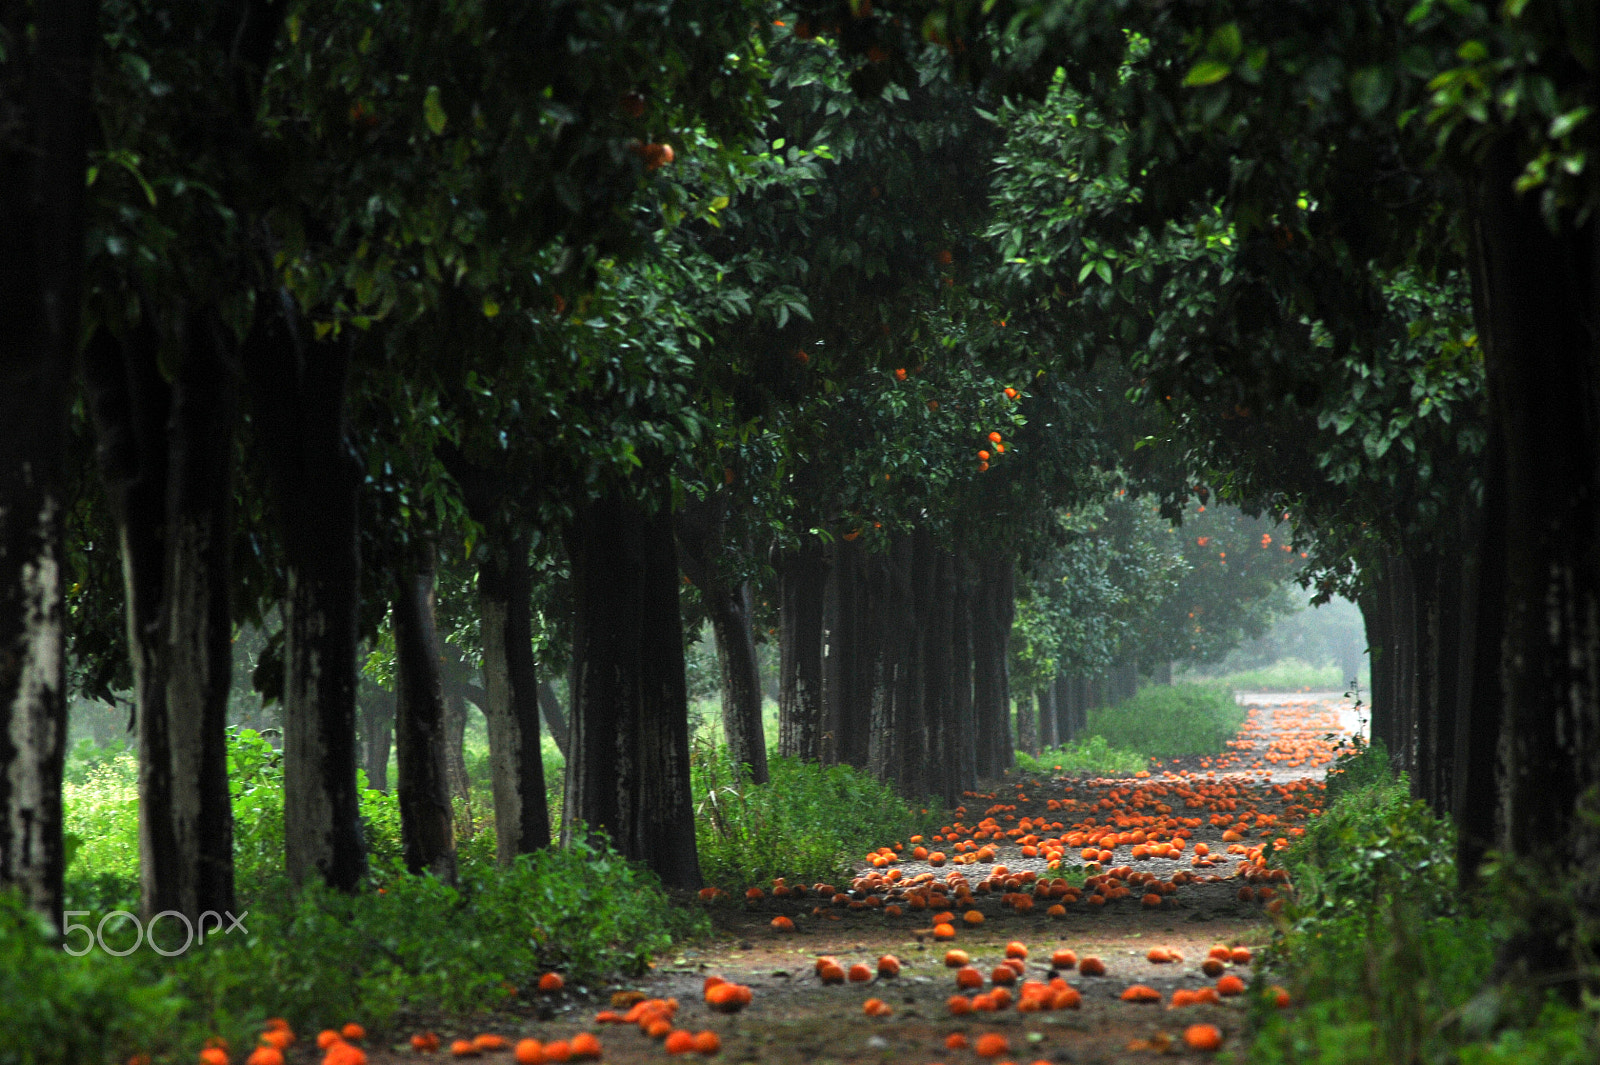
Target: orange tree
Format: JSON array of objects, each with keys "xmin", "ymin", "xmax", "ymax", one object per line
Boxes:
[
  {"xmin": 892, "ymin": 0, "xmax": 1594, "ymax": 973},
  {"xmin": 43, "ymin": 0, "xmax": 777, "ymax": 909}
]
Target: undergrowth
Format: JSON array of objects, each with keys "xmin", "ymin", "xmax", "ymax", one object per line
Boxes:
[
  {"xmin": 691, "ymin": 745, "xmax": 940, "ymax": 888},
  {"xmin": 37, "ymin": 730, "xmax": 706, "ymax": 1063},
  {"xmin": 1013, "ymin": 734, "xmax": 1146, "ymax": 777},
  {"xmin": 1085, "ymin": 682, "xmax": 1245, "ymax": 759},
  {"xmin": 1250, "ymin": 740, "xmax": 1600, "ymax": 1064}
]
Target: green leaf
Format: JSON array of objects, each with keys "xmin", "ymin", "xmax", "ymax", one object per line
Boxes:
[
  {"xmin": 1349, "ymin": 66, "xmax": 1392, "ymax": 117},
  {"xmin": 1207, "ymin": 22, "xmax": 1242, "ymax": 61},
  {"xmin": 1095, "ymin": 260, "xmax": 1113, "ymax": 285},
  {"xmin": 424, "ymin": 85, "xmax": 448, "ymax": 135},
  {"xmin": 482, "ymin": 297, "xmax": 500, "ymax": 318},
  {"xmin": 1183, "ymin": 60, "xmax": 1232, "ymax": 88}
]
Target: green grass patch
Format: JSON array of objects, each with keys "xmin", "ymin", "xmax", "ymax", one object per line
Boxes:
[
  {"xmin": 1084, "ymin": 683, "xmax": 1245, "ymax": 759},
  {"xmin": 692, "ymin": 746, "xmax": 939, "ymax": 889},
  {"xmin": 1186, "ymin": 657, "xmax": 1349, "ymax": 692},
  {"xmin": 1013, "ymin": 735, "xmax": 1147, "ymax": 777}
]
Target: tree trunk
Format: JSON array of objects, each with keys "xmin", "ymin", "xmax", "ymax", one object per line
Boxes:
[
  {"xmin": 359, "ymin": 686, "xmax": 394, "ymax": 792},
  {"xmin": 244, "ymin": 296, "xmax": 366, "ymax": 891},
  {"xmin": 676, "ymin": 504, "xmax": 766, "ymax": 783},
  {"xmin": 972, "ymin": 551, "xmax": 1016, "ymax": 777},
  {"xmin": 160, "ymin": 313, "xmax": 239, "ymax": 919},
  {"xmin": 827, "ymin": 539, "xmax": 875, "ymax": 770},
  {"xmin": 1016, "ymin": 691, "xmax": 1038, "ymax": 756},
  {"xmin": 1472, "ymin": 141, "xmax": 1600, "ymax": 980},
  {"xmin": 1037, "ymin": 682, "xmax": 1058, "ymax": 750},
  {"xmin": 1453, "ymin": 442, "xmax": 1500, "ymax": 889},
  {"xmin": 0, "ymin": 0, "xmax": 94, "ymax": 924},
  {"xmin": 869, "ymin": 532, "xmax": 916, "ymax": 789},
  {"xmin": 778, "ymin": 541, "xmax": 828, "ymax": 761},
  {"xmin": 821, "ymin": 539, "xmax": 861, "ymax": 767},
  {"xmin": 950, "ymin": 557, "xmax": 977, "ymax": 792},
  {"xmin": 925, "ymin": 550, "xmax": 960, "ymax": 806},
  {"xmin": 537, "ymin": 681, "xmax": 569, "ymax": 760},
  {"xmin": 563, "ymin": 494, "xmax": 701, "ymax": 889},
  {"xmin": 443, "ymin": 693, "xmax": 472, "ymax": 839},
  {"xmin": 83, "ymin": 307, "xmax": 239, "ymax": 922},
  {"xmin": 392, "ymin": 546, "xmax": 457, "ymax": 883},
  {"xmin": 478, "ymin": 527, "xmax": 552, "ymax": 863},
  {"xmin": 1358, "ymin": 580, "xmax": 1393, "ymax": 757}
]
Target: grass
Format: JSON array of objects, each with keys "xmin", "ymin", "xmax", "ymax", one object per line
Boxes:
[
  {"xmin": 691, "ymin": 745, "xmax": 941, "ymax": 888},
  {"xmin": 1013, "ymin": 734, "xmax": 1147, "ymax": 777},
  {"xmin": 1084, "ymin": 682, "xmax": 1246, "ymax": 759},
  {"xmin": 1181, "ymin": 657, "xmax": 1351, "ymax": 692}
]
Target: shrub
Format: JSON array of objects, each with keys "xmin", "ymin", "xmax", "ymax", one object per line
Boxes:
[
  {"xmin": 692, "ymin": 747, "xmax": 939, "ymax": 887},
  {"xmin": 1013, "ymin": 735, "xmax": 1147, "ymax": 777},
  {"xmin": 0, "ymin": 891, "xmax": 190, "ymax": 1065},
  {"xmin": 1085, "ymin": 683, "xmax": 1245, "ymax": 759}
]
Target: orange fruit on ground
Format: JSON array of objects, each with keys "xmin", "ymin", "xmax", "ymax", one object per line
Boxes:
[
  {"xmin": 513, "ymin": 1040, "xmax": 543, "ymax": 1064},
  {"xmin": 663, "ymin": 1030, "xmax": 695, "ymax": 1055},
  {"xmin": 568, "ymin": 1034, "xmax": 601, "ymax": 1060},
  {"xmin": 538, "ymin": 972, "xmax": 565, "ymax": 993},
  {"xmin": 975, "ymin": 1032, "xmax": 1010, "ymax": 1058},
  {"xmin": 1078, "ymin": 956, "xmax": 1106, "ymax": 976},
  {"xmin": 245, "ymin": 1050, "xmax": 283, "ymax": 1065},
  {"xmin": 1184, "ymin": 1023, "xmax": 1224, "ymax": 1051}
]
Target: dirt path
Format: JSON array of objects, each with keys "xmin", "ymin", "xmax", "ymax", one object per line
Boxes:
[{"xmin": 352, "ymin": 692, "xmax": 1358, "ymax": 1065}]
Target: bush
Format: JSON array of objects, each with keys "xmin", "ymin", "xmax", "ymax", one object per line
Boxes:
[
  {"xmin": 1085, "ymin": 683, "xmax": 1245, "ymax": 759},
  {"xmin": 0, "ymin": 892, "xmax": 189, "ymax": 1065},
  {"xmin": 1013, "ymin": 735, "xmax": 1147, "ymax": 777},
  {"xmin": 692, "ymin": 747, "xmax": 939, "ymax": 888}
]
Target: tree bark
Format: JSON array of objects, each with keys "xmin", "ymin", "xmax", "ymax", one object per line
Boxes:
[
  {"xmin": 950, "ymin": 557, "xmax": 978, "ymax": 792},
  {"xmin": 925, "ymin": 550, "xmax": 960, "ymax": 806},
  {"xmin": 359, "ymin": 686, "xmax": 394, "ymax": 792},
  {"xmin": 0, "ymin": 0, "xmax": 94, "ymax": 924},
  {"xmin": 676, "ymin": 503, "xmax": 766, "ymax": 782},
  {"xmin": 869, "ymin": 532, "xmax": 916, "ymax": 789},
  {"xmin": 537, "ymin": 681, "xmax": 569, "ymax": 760},
  {"xmin": 478, "ymin": 527, "xmax": 552, "ymax": 863},
  {"xmin": 821, "ymin": 539, "xmax": 861, "ymax": 767},
  {"xmin": 972, "ymin": 551, "xmax": 1016, "ymax": 777},
  {"xmin": 244, "ymin": 295, "xmax": 366, "ymax": 891},
  {"xmin": 83, "ymin": 307, "xmax": 239, "ymax": 922},
  {"xmin": 1472, "ymin": 140, "xmax": 1600, "ymax": 979},
  {"xmin": 1037, "ymin": 682, "xmax": 1058, "ymax": 751},
  {"xmin": 392, "ymin": 545, "xmax": 457, "ymax": 883},
  {"xmin": 563, "ymin": 494, "xmax": 701, "ymax": 889},
  {"xmin": 778, "ymin": 541, "xmax": 828, "ymax": 761}
]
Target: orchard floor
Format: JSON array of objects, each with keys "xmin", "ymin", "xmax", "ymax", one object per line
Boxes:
[{"xmin": 351, "ymin": 692, "xmax": 1359, "ymax": 1065}]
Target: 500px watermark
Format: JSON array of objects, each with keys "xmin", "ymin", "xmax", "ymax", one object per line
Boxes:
[{"xmin": 61, "ymin": 910, "xmax": 249, "ymax": 956}]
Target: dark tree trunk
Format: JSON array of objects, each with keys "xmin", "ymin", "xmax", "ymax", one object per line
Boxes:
[
  {"xmin": 821, "ymin": 539, "xmax": 862, "ymax": 767},
  {"xmin": 478, "ymin": 527, "xmax": 552, "ymax": 862},
  {"xmin": 563, "ymin": 495, "xmax": 701, "ymax": 889},
  {"xmin": 869, "ymin": 533, "xmax": 917, "ymax": 789},
  {"xmin": 950, "ymin": 557, "xmax": 977, "ymax": 792},
  {"xmin": 1454, "ymin": 451, "xmax": 1500, "ymax": 889},
  {"xmin": 1016, "ymin": 692, "xmax": 1038, "ymax": 756},
  {"xmin": 676, "ymin": 504, "xmax": 766, "ymax": 783},
  {"xmin": 1388, "ymin": 552, "xmax": 1419, "ymax": 782},
  {"xmin": 537, "ymin": 681, "xmax": 569, "ymax": 760},
  {"xmin": 160, "ymin": 314, "xmax": 239, "ymax": 919},
  {"xmin": 972, "ymin": 552, "xmax": 1016, "ymax": 777},
  {"xmin": 83, "ymin": 308, "xmax": 239, "ymax": 922},
  {"xmin": 0, "ymin": 0, "xmax": 94, "ymax": 924},
  {"xmin": 925, "ymin": 550, "xmax": 960, "ymax": 806},
  {"xmin": 1358, "ymin": 581, "xmax": 1393, "ymax": 756},
  {"xmin": 244, "ymin": 296, "xmax": 366, "ymax": 891},
  {"xmin": 778, "ymin": 541, "xmax": 828, "ymax": 761},
  {"xmin": 392, "ymin": 546, "xmax": 457, "ymax": 883},
  {"xmin": 359, "ymin": 686, "xmax": 394, "ymax": 792},
  {"xmin": 1037, "ymin": 682, "xmax": 1058, "ymax": 750},
  {"xmin": 443, "ymin": 693, "xmax": 472, "ymax": 839},
  {"xmin": 1471, "ymin": 141, "xmax": 1600, "ymax": 979}
]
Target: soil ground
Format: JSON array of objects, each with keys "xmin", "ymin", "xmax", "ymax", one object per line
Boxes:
[{"xmin": 348, "ymin": 692, "xmax": 1359, "ymax": 1065}]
